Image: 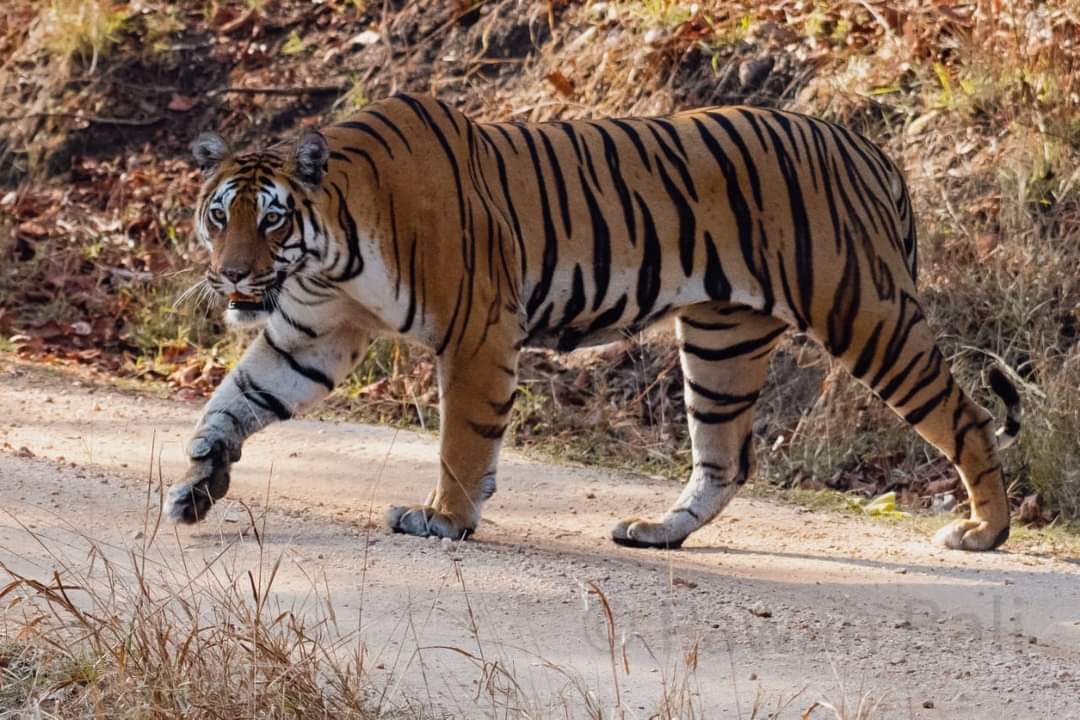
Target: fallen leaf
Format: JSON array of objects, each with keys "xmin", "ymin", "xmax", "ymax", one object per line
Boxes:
[
  {"xmin": 168, "ymin": 94, "xmax": 197, "ymax": 112},
  {"xmin": 546, "ymin": 71, "xmax": 575, "ymax": 97},
  {"xmin": 1016, "ymin": 494, "xmax": 1041, "ymax": 523}
]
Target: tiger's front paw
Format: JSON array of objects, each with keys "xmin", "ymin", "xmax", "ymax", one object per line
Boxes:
[
  {"xmin": 386, "ymin": 505, "xmax": 475, "ymax": 540},
  {"xmin": 611, "ymin": 518, "xmax": 687, "ymax": 549},
  {"xmin": 165, "ymin": 438, "xmax": 232, "ymax": 524},
  {"xmin": 933, "ymin": 518, "xmax": 1010, "ymax": 551}
]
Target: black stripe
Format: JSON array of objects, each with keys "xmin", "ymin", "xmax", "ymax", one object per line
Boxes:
[
  {"xmin": 340, "ymin": 146, "xmax": 379, "ymax": 184},
  {"xmin": 702, "ymin": 231, "xmax": 732, "ymax": 302},
  {"xmin": 489, "ymin": 390, "xmax": 518, "ymax": 416},
  {"xmin": 589, "ymin": 123, "xmax": 636, "ymax": 241},
  {"xmin": 680, "ymin": 314, "xmax": 738, "ymax": 332},
  {"xmin": 263, "ymin": 332, "xmax": 335, "ymax": 392},
  {"xmin": 435, "ymin": 279, "xmax": 465, "ymax": 356},
  {"xmin": 330, "ymin": 182, "xmax": 364, "ymax": 281},
  {"xmin": 559, "ymin": 264, "xmax": 587, "ymax": 327},
  {"xmin": 537, "ymin": 128, "xmax": 573, "ymax": 237},
  {"xmin": 954, "ymin": 417, "xmax": 992, "ymax": 462},
  {"xmin": 235, "ymin": 370, "xmax": 291, "ymax": 420},
  {"xmin": 651, "ymin": 118, "xmax": 689, "ymax": 160},
  {"xmin": 468, "ymin": 420, "xmax": 508, "ymax": 440},
  {"xmin": 208, "ymin": 409, "xmax": 243, "ymax": 432},
  {"xmin": 686, "ymin": 380, "xmax": 759, "ymax": 406},
  {"xmin": 760, "ymin": 116, "xmax": 814, "ymax": 328},
  {"xmin": 276, "ymin": 306, "xmax": 318, "ymax": 338},
  {"xmin": 337, "ymin": 121, "xmax": 394, "ymax": 158},
  {"xmin": 519, "ymin": 126, "xmax": 559, "ymax": 319},
  {"xmin": 692, "ymin": 117, "xmax": 758, "ymax": 302},
  {"xmin": 904, "ymin": 376, "xmax": 953, "ymax": 426},
  {"xmin": 736, "ymin": 432, "xmax": 754, "ymax": 484},
  {"xmin": 681, "ymin": 325, "xmax": 786, "ymax": 362},
  {"xmin": 366, "ymin": 109, "xmax": 412, "ymax": 152},
  {"xmin": 486, "ymin": 133, "xmax": 528, "ymax": 277},
  {"xmin": 609, "ymin": 118, "xmax": 652, "ymax": 171},
  {"xmin": 851, "ymin": 320, "xmax": 884, "ymax": 379},
  {"xmin": 655, "ymin": 154, "xmax": 697, "ymax": 276},
  {"xmin": 706, "ymin": 112, "xmax": 763, "ymax": 210},
  {"xmin": 688, "ymin": 404, "xmax": 754, "ymax": 424},
  {"xmin": 895, "ymin": 351, "xmax": 945, "ymax": 408},
  {"xmin": 585, "ymin": 293, "xmax": 628, "ymax": 335},
  {"xmin": 399, "ymin": 237, "xmax": 418, "ymax": 333},
  {"xmin": 397, "ymin": 95, "xmax": 465, "ymax": 231},
  {"xmin": 646, "ymin": 123, "xmax": 698, "ymax": 201},
  {"xmin": 825, "ymin": 226, "xmax": 861, "ymax": 356},
  {"xmin": 578, "ymin": 166, "xmax": 610, "ymax": 310},
  {"xmin": 633, "ymin": 191, "xmax": 662, "ymax": 322},
  {"xmin": 876, "ymin": 350, "xmax": 924, "ymax": 403},
  {"xmin": 869, "ymin": 294, "xmax": 925, "ymax": 389}
]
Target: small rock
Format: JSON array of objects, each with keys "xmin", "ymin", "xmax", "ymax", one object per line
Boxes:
[
  {"xmin": 350, "ymin": 30, "xmax": 381, "ymax": 47},
  {"xmin": 749, "ymin": 672, "xmax": 758, "ymax": 681},
  {"xmin": 132, "ymin": 530, "xmax": 144, "ymax": 540},
  {"xmin": 738, "ymin": 56, "xmax": 774, "ymax": 90},
  {"xmin": 922, "ymin": 700, "xmax": 935, "ymax": 709},
  {"xmin": 749, "ymin": 601, "xmax": 772, "ymax": 618}
]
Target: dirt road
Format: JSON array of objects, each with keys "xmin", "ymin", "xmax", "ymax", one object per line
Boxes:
[{"xmin": 1, "ymin": 358, "xmax": 1078, "ymax": 718}]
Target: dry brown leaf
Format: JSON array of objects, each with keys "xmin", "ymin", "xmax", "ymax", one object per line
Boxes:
[
  {"xmin": 546, "ymin": 71, "xmax": 575, "ymax": 98},
  {"xmin": 167, "ymin": 94, "xmax": 197, "ymax": 112}
]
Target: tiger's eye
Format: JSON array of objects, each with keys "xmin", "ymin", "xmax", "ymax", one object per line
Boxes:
[
  {"xmin": 210, "ymin": 208, "xmax": 227, "ymax": 224},
  {"xmin": 264, "ymin": 211, "xmax": 283, "ymax": 226}
]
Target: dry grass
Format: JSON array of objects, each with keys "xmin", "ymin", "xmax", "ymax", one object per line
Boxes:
[{"xmin": 0, "ymin": 491, "xmax": 373, "ymax": 717}]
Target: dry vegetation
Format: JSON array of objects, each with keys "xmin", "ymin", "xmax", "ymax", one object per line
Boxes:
[{"xmin": 1, "ymin": 1, "xmax": 1079, "ymax": 712}]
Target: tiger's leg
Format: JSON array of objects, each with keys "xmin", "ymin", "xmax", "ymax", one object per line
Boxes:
[
  {"xmin": 165, "ymin": 320, "xmax": 371, "ymax": 523},
  {"xmin": 386, "ymin": 336, "xmax": 519, "ymax": 540},
  {"xmin": 817, "ymin": 301, "xmax": 1011, "ymax": 551},
  {"xmin": 612, "ymin": 303, "xmax": 787, "ymax": 549}
]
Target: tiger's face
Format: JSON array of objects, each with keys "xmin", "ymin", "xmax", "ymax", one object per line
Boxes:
[{"xmin": 190, "ymin": 131, "xmax": 329, "ymax": 327}]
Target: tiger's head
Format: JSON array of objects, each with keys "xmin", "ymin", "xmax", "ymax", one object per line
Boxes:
[{"xmin": 190, "ymin": 130, "xmax": 330, "ymax": 327}]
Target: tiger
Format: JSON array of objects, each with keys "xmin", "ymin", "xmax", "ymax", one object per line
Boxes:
[{"xmin": 165, "ymin": 92, "xmax": 1022, "ymax": 552}]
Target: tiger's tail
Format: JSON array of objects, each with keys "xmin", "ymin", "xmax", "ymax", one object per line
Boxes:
[{"xmin": 988, "ymin": 366, "xmax": 1021, "ymax": 450}]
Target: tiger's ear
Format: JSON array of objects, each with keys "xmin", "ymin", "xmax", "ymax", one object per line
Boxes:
[
  {"xmin": 294, "ymin": 130, "xmax": 329, "ymax": 186},
  {"xmin": 192, "ymin": 132, "xmax": 230, "ymax": 173}
]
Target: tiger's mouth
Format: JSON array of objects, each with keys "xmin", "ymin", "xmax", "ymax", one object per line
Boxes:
[{"xmin": 227, "ymin": 290, "xmax": 269, "ymax": 312}]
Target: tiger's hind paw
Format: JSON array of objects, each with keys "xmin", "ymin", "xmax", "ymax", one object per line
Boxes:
[
  {"xmin": 611, "ymin": 518, "xmax": 687, "ymax": 549},
  {"xmin": 933, "ymin": 518, "xmax": 1009, "ymax": 551},
  {"xmin": 386, "ymin": 505, "xmax": 474, "ymax": 540}
]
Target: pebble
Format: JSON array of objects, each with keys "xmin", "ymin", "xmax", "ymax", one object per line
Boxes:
[{"xmin": 749, "ymin": 601, "xmax": 772, "ymax": 618}]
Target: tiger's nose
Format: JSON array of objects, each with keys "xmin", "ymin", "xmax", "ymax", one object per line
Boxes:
[{"xmin": 221, "ymin": 267, "xmax": 249, "ymax": 284}]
